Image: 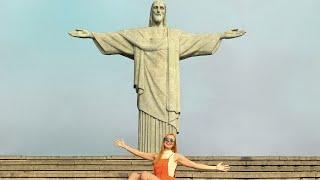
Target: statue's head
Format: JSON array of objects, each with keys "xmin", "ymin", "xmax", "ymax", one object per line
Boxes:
[{"xmin": 149, "ymin": 0, "xmax": 167, "ymax": 27}]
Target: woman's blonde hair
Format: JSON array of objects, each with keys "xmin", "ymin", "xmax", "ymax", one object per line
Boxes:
[{"xmin": 155, "ymin": 133, "xmax": 177, "ymax": 162}]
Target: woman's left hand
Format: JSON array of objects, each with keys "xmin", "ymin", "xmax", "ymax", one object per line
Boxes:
[{"xmin": 216, "ymin": 162, "xmax": 231, "ymax": 172}]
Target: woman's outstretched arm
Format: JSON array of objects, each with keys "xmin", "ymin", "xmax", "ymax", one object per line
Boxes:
[
  {"xmin": 175, "ymin": 153, "xmax": 230, "ymax": 172},
  {"xmin": 115, "ymin": 139, "xmax": 156, "ymax": 161}
]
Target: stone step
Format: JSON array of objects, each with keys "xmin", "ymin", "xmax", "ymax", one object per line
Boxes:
[
  {"xmin": 0, "ymin": 156, "xmax": 319, "ymax": 179},
  {"xmin": 1, "ymin": 160, "xmax": 320, "ymax": 166},
  {"xmin": 0, "ymin": 164, "xmax": 319, "ymax": 172},
  {"xmin": 0, "ymin": 171, "xmax": 319, "ymax": 178},
  {"xmin": 1, "ymin": 156, "xmax": 320, "ymax": 160},
  {"xmin": 0, "ymin": 179, "xmax": 129, "ymax": 180}
]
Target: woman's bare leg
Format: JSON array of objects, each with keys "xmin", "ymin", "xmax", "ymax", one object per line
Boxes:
[
  {"xmin": 128, "ymin": 172, "xmax": 141, "ymax": 180},
  {"xmin": 140, "ymin": 171, "xmax": 160, "ymax": 180}
]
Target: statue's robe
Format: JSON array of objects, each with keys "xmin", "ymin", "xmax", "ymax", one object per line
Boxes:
[{"xmin": 92, "ymin": 27, "xmax": 221, "ymax": 152}]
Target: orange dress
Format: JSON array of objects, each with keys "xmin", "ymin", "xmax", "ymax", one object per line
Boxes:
[{"xmin": 153, "ymin": 159, "xmax": 176, "ymax": 180}]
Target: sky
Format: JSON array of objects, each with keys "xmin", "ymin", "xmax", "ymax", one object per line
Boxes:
[{"xmin": 0, "ymin": 0, "xmax": 319, "ymax": 156}]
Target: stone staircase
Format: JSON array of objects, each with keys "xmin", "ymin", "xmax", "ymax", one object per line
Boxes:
[{"xmin": 0, "ymin": 156, "xmax": 319, "ymax": 179}]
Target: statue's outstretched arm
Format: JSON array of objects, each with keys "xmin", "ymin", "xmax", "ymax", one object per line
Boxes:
[
  {"xmin": 68, "ymin": 29, "xmax": 94, "ymax": 39},
  {"xmin": 68, "ymin": 29, "xmax": 134, "ymax": 58},
  {"xmin": 220, "ymin": 29, "xmax": 246, "ymax": 40}
]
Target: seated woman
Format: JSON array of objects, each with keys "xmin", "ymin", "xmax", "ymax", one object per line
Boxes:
[{"xmin": 115, "ymin": 133, "xmax": 230, "ymax": 180}]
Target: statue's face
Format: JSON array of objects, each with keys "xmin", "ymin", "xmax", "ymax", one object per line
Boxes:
[{"xmin": 152, "ymin": 1, "xmax": 166, "ymax": 24}]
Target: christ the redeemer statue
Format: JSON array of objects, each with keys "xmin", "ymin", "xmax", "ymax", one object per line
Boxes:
[{"xmin": 69, "ymin": 0, "xmax": 245, "ymax": 152}]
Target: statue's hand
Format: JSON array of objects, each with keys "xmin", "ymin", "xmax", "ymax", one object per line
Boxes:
[
  {"xmin": 216, "ymin": 162, "xmax": 231, "ymax": 172},
  {"xmin": 222, "ymin": 29, "xmax": 246, "ymax": 39},
  {"xmin": 68, "ymin": 29, "xmax": 93, "ymax": 38},
  {"xmin": 114, "ymin": 139, "xmax": 128, "ymax": 149}
]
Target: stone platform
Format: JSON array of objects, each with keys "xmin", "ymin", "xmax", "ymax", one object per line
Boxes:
[{"xmin": 0, "ymin": 156, "xmax": 319, "ymax": 179}]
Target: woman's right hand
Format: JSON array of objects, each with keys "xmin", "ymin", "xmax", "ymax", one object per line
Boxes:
[{"xmin": 115, "ymin": 139, "xmax": 128, "ymax": 149}]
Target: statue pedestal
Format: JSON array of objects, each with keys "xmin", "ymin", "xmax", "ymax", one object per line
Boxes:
[{"xmin": 0, "ymin": 156, "xmax": 319, "ymax": 179}]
